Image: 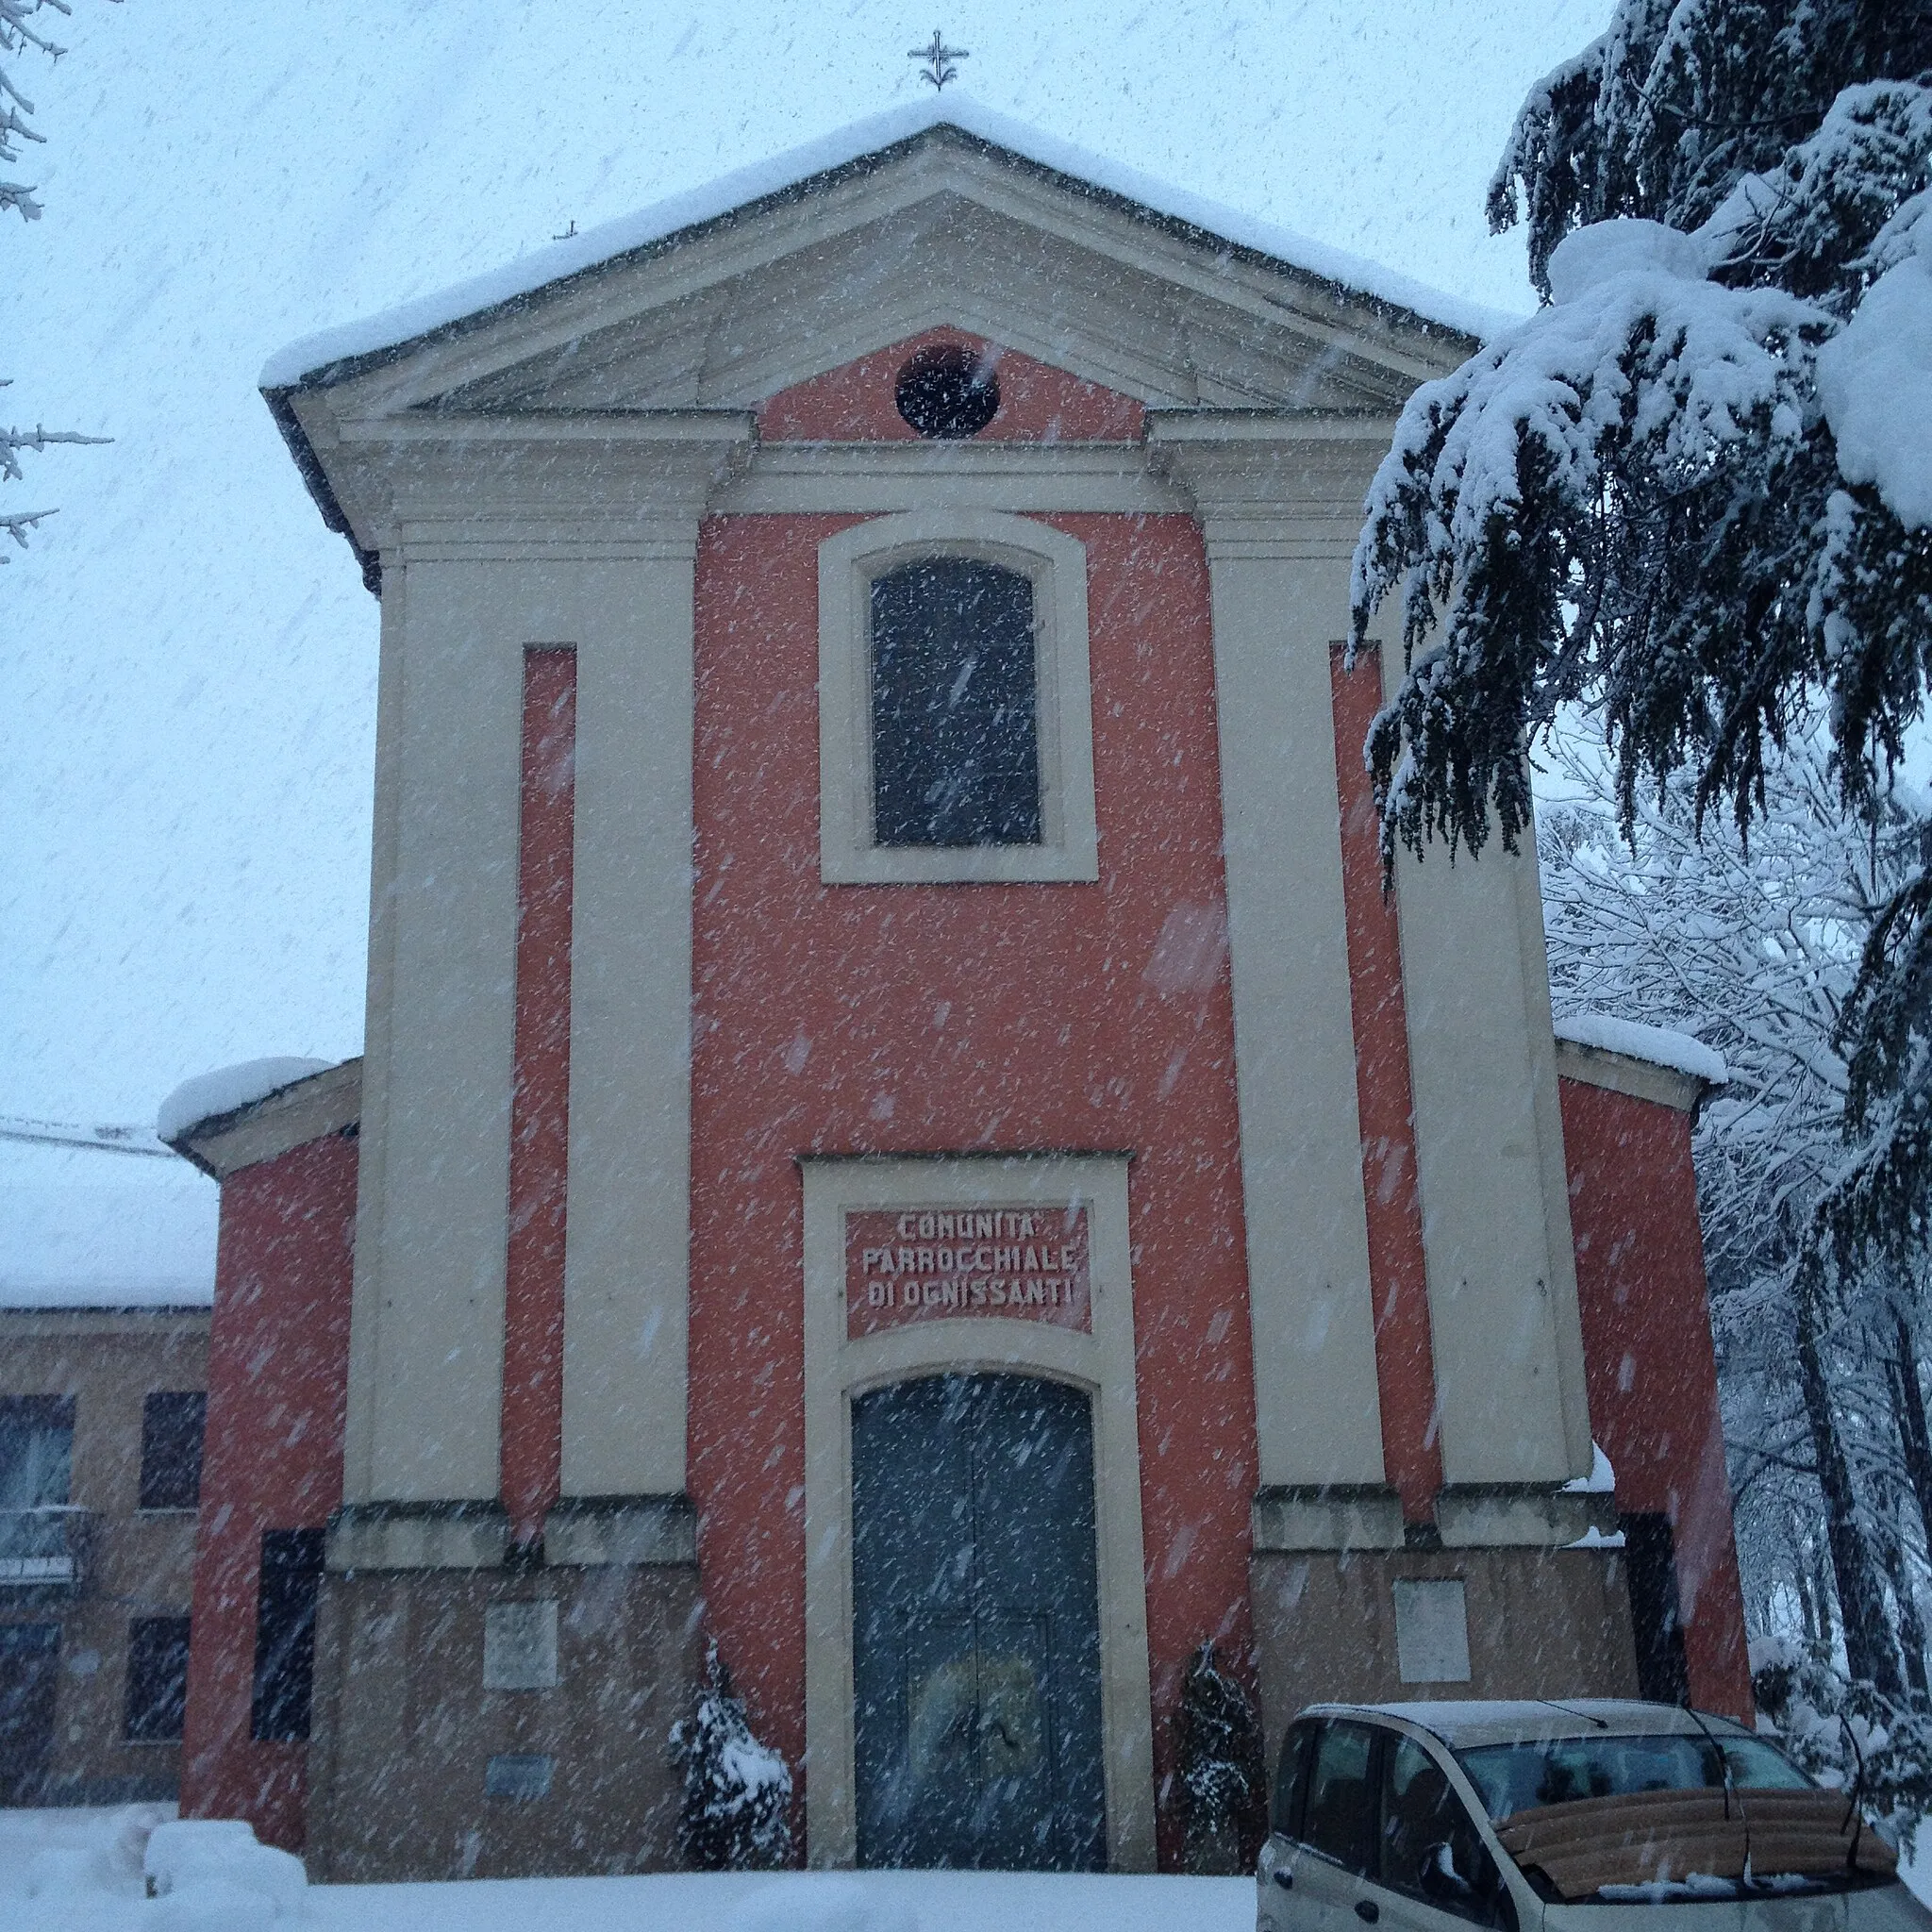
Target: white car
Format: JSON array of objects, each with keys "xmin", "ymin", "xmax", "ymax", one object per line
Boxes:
[{"xmin": 1257, "ymin": 1700, "xmax": 1924, "ymax": 1932}]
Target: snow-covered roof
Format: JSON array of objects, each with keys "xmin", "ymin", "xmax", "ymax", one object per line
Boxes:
[
  {"xmin": 1553, "ymin": 1012, "xmax": 1728, "ymax": 1089},
  {"xmin": 261, "ymin": 98, "xmax": 1507, "ymax": 392},
  {"xmin": 157, "ymin": 1057, "xmax": 334, "ymax": 1143}
]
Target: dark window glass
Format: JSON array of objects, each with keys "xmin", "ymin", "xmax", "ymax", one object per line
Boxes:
[
  {"xmin": 139, "ymin": 1392, "xmax": 207, "ymax": 1510},
  {"xmin": 1621, "ymin": 1511, "xmax": 1691, "ymax": 1705},
  {"xmin": 125, "ymin": 1615, "xmax": 191, "ymax": 1741},
  {"xmin": 0, "ymin": 1396, "xmax": 75, "ymax": 1567},
  {"xmin": 1380, "ymin": 1731, "xmax": 1513, "ymax": 1926},
  {"xmin": 251, "ymin": 1527, "xmax": 325, "ymax": 1742},
  {"xmin": 0, "ymin": 1624, "xmax": 61, "ymax": 1805},
  {"xmin": 870, "ymin": 558, "xmax": 1041, "ymax": 848},
  {"xmin": 1274, "ymin": 1719, "xmax": 1317, "ymax": 1838},
  {"xmin": 1303, "ymin": 1719, "xmax": 1376, "ymax": 1873}
]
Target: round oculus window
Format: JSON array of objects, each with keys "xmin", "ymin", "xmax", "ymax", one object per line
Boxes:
[{"xmin": 895, "ymin": 344, "xmax": 1000, "ymax": 440}]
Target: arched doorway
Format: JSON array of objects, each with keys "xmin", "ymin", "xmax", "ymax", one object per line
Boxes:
[{"xmin": 850, "ymin": 1373, "xmax": 1106, "ymax": 1870}]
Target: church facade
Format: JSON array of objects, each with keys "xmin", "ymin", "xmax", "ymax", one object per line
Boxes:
[{"xmin": 164, "ymin": 107, "xmax": 1752, "ymax": 1880}]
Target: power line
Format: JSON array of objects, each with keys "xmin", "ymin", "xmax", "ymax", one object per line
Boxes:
[{"xmin": 0, "ymin": 1115, "xmax": 173, "ymax": 1158}]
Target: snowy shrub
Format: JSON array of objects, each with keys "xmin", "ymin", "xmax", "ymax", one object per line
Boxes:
[
  {"xmin": 1751, "ymin": 1634, "xmax": 1932, "ymax": 1846},
  {"xmin": 142, "ymin": 1817, "xmax": 308, "ymax": 1926},
  {"xmin": 670, "ymin": 1641, "xmax": 793, "ymax": 1871},
  {"xmin": 1173, "ymin": 1639, "xmax": 1266, "ymax": 1875}
]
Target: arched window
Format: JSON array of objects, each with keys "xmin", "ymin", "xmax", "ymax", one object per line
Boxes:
[
  {"xmin": 869, "ymin": 558, "xmax": 1041, "ymax": 848},
  {"xmin": 817, "ymin": 511, "xmax": 1097, "ymax": 885}
]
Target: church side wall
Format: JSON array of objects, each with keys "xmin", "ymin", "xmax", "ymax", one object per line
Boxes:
[
  {"xmin": 179, "ymin": 1131, "xmax": 356, "ymax": 1849},
  {"xmin": 688, "ymin": 507, "xmax": 1257, "ymax": 1868},
  {"xmin": 1557, "ymin": 1074, "xmax": 1754, "ymax": 1719}
]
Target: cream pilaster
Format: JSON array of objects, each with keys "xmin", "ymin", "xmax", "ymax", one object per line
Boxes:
[
  {"xmin": 1381, "ymin": 702, "xmax": 1593, "ymax": 1487},
  {"xmin": 327, "ymin": 412, "xmax": 752, "ymax": 1514},
  {"xmin": 1147, "ymin": 413, "xmax": 1391, "ymax": 1491}
]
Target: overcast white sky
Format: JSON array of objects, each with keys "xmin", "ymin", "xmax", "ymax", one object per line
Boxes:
[{"xmin": 1, "ymin": 0, "xmax": 1609, "ymax": 1287}]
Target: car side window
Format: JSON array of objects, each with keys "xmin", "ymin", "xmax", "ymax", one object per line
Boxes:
[
  {"xmin": 1303, "ymin": 1720, "xmax": 1376, "ymax": 1874},
  {"xmin": 1274, "ymin": 1720, "xmax": 1317, "ymax": 1839},
  {"xmin": 1379, "ymin": 1733, "xmax": 1514, "ymax": 1928}
]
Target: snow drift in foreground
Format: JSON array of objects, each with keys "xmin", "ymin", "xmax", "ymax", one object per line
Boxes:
[
  {"xmin": 156, "ymin": 1058, "xmax": 331, "ymax": 1143},
  {"xmin": 0, "ymin": 1807, "xmax": 1256, "ymax": 1932}
]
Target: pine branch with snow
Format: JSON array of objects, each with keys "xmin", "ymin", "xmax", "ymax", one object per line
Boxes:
[{"xmin": 1354, "ymin": 0, "xmax": 1932, "ymax": 1274}]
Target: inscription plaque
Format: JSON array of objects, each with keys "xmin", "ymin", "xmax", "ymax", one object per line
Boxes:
[{"xmin": 845, "ymin": 1206, "xmax": 1091, "ymax": 1339}]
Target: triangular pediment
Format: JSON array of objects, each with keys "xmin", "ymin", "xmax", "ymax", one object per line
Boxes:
[{"xmin": 276, "ymin": 120, "xmax": 1477, "ymax": 429}]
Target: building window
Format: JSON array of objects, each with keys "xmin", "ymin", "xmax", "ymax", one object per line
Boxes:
[
  {"xmin": 0, "ymin": 1396, "xmax": 75, "ymax": 1580},
  {"xmin": 871, "ymin": 558, "xmax": 1041, "ymax": 848},
  {"xmin": 125, "ymin": 1615, "xmax": 191, "ymax": 1741},
  {"xmin": 138, "ymin": 1392, "xmax": 207, "ymax": 1510},
  {"xmin": 817, "ymin": 511, "xmax": 1098, "ymax": 885},
  {"xmin": 251, "ymin": 1527, "xmax": 325, "ymax": 1741}
]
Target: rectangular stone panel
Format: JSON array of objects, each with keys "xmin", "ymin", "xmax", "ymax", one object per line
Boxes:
[{"xmin": 844, "ymin": 1206, "xmax": 1091, "ymax": 1338}]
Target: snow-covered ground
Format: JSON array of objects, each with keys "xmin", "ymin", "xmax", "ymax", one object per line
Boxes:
[{"xmin": 0, "ymin": 1806, "xmax": 1252, "ymax": 1932}]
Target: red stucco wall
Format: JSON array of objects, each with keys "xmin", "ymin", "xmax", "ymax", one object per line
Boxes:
[
  {"xmin": 687, "ymin": 503, "xmax": 1257, "ymax": 1867},
  {"xmin": 179, "ymin": 1131, "xmax": 355, "ymax": 1848},
  {"xmin": 1558, "ymin": 1075, "xmax": 1754, "ymax": 1719}
]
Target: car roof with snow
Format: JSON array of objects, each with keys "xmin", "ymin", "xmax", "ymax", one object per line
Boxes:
[{"xmin": 1302, "ymin": 1700, "xmax": 1755, "ymax": 1749}]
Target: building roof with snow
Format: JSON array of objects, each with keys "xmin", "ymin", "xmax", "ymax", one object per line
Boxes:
[{"xmin": 262, "ymin": 103, "xmax": 1498, "ymax": 593}]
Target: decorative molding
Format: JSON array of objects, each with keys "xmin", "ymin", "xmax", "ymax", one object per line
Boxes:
[
  {"xmin": 715, "ymin": 440, "xmax": 1189, "ymax": 516},
  {"xmin": 1434, "ymin": 1486, "xmax": 1611, "ymax": 1550},
  {"xmin": 543, "ymin": 1494, "xmax": 697, "ymax": 1568},
  {"xmin": 1252, "ymin": 1485, "xmax": 1406, "ymax": 1553},
  {"xmin": 325, "ymin": 1500, "xmax": 510, "ymax": 1573}
]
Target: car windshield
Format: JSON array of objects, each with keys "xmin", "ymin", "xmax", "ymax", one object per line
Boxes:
[{"xmin": 1457, "ymin": 1732, "xmax": 1814, "ymax": 1822}]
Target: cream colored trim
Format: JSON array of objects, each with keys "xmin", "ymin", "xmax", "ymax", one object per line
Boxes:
[
  {"xmin": 1153, "ymin": 421, "xmax": 1389, "ymax": 1490},
  {"xmin": 1382, "ymin": 636, "xmax": 1591, "ymax": 1487},
  {"xmin": 1435, "ymin": 1487, "xmax": 1611, "ymax": 1549},
  {"xmin": 1554, "ymin": 1036, "xmax": 1707, "ymax": 1113},
  {"xmin": 799, "ymin": 1155, "xmax": 1154, "ymax": 1872},
  {"xmin": 1251, "ymin": 1487, "xmax": 1406, "ymax": 1553},
  {"xmin": 560, "ymin": 554, "xmax": 702, "ymax": 1499},
  {"xmin": 816, "ymin": 511, "xmax": 1099, "ymax": 885},
  {"xmin": 325, "ymin": 1503, "xmax": 508, "ymax": 1573}
]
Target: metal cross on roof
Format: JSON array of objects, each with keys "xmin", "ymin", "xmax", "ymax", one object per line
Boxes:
[{"xmin": 909, "ymin": 31, "xmax": 968, "ymax": 91}]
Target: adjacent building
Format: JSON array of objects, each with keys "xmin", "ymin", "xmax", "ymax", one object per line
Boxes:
[
  {"xmin": 159, "ymin": 103, "xmax": 1753, "ymax": 1878},
  {"xmin": 0, "ymin": 1303, "xmax": 208, "ymax": 1806}
]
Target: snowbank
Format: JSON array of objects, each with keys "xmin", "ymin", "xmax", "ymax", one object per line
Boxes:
[
  {"xmin": 156, "ymin": 1059, "xmax": 331, "ymax": 1143},
  {"xmin": 1553, "ymin": 1013, "xmax": 1728, "ymax": 1087},
  {"xmin": 1817, "ymin": 251, "xmax": 1932, "ymax": 530},
  {"xmin": 262, "ymin": 97, "xmax": 1508, "ymax": 390}
]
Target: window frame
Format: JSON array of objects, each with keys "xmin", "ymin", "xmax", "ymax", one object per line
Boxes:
[
  {"xmin": 817, "ymin": 510, "xmax": 1099, "ymax": 885},
  {"xmin": 138, "ymin": 1391, "xmax": 207, "ymax": 1512}
]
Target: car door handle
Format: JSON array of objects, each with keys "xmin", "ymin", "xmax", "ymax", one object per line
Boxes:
[
  {"xmin": 1274, "ymin": 1869, "xmax": 1293, "ymax": 1890},
  {"xmin": 1356, "ymin": 1902, "xmax": 1380, "ymax": 1924}
]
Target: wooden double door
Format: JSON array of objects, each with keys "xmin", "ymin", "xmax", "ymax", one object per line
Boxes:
[{"xmin": 851, "ymin": 1373, "xmax": 1106, "ymax": 1871}]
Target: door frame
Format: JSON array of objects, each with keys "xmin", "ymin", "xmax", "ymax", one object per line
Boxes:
[{"xmin": 800, "ymin": 1154, "xmax": 1156, "ymax": 1871}]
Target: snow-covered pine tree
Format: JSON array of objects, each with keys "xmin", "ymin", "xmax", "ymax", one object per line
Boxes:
[
  {"xmin": 668, "ymin": 1642, "xmax": 792, "ymax": 1871},
  {"xmin": 1539, "ymin": 720, "xmax": 1929, "ymax": 1695},
  {"xmin": 2, "ymin": 0, "xmax": 108, "ymax": 556},
  {"xmin": 1350, "ymin": 0, "xmax": 1932, "ymax": 1273},
  {"xmin": 1173, "ymin": 1639, "xmax": 1266, "ymax": 1875}
]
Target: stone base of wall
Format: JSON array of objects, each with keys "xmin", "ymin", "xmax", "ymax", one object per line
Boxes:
[
  {"xmin": 1250, "ymin": 1545, "xmax": 1641, "ymax": 1769},
  {"xmin": 304, "ymin": 1555, "xmax": 703, "ymax": 1881}
]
